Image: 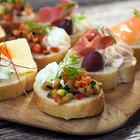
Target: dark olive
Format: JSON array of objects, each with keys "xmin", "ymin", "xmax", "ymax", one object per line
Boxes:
[{"xmin": 82, "ymin": 51, "xmax": 104, "ymax": 72}]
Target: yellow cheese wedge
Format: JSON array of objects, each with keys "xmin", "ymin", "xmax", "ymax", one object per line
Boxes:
[{"xmin": 0, "ymin": 38, "xmax": 37, "ymax": 74}]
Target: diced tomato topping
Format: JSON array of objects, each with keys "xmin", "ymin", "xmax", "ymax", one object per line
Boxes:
[
  {"xmin": 34, "ymin": 34, "xmax": 45, "ymax": 43},
  {"xmin": 74, "ymin": 80, "xmax": 81, "ymax": 88},
  {"xmin": 31, "ymin": 44, "xmax": 43, "ymax": 54},
  {"xmin": 13, "ymin": 30, "xmax": 21, "ymax": 36},
  {"xmin": 54, "ymin": 95, "xmax": 62, "ymax": 104},
  {"xmin": 50, "ymin": 47, "xmax": 59, "ymax": 53},
  {"xmin": 74, "ymin": 93, "xmax": 83, "ymax": 100}
]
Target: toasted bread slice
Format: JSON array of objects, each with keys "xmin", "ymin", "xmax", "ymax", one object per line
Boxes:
[{"xmin": 33, "ymin": 82, "xmax": 104, "ymax": 120}]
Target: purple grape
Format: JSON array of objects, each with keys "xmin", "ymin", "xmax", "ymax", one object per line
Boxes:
[
  {"xmin": 82, "ymin": 51, "xmax": 104, "ymax": 72},
  {"xmin": 52, "ymin": 19, "xmax": 73, "ymax": 35}
]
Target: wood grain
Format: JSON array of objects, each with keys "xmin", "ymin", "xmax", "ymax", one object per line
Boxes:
[{"xmin": 0, "ymin": 70, "xmax": 140, "ymax": 135}]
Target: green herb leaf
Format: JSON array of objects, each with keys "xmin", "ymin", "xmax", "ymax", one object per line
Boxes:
[
  {"xmin": 90, "ymin": 80, "xmax": 96, "ymax": 87},
  {"xmin": 134, "ymin": 9, "xmax": 140, "ymax": 18},
  {"xmin": 96, "ymin": 26, "xmax": 103, "ymax": 37},
  {"xmin": 72, "ymin": 12, "xmax": 87, "ymax": 22},
  {"xmin": 103, "ymin": 28, "xmax": 117, "ymax": 44},
  {"xmin": 26, "ymin": 22, "xmax": 52, "ymax": 34}
]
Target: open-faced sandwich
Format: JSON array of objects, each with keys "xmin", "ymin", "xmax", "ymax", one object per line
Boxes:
[
  {"xmin": 33, "ymin": 54, "xmax": 104, "ymax": 119},
  {"xmin": 111, "ymin": 9, "xmax": 140, "ymax": 61},
  {"xmin": 0, "ymin": 0, "xmax": 35, "ymax": 33},
  {"xmin": 37, "ymin": 0, "xmax": 92, "ymax": 46},
  {"xmin": 68, "ymin": 27, "xmax": 136, "ymax": 90},
  {"xmin": 0, "ymin": 38, "xmax": 37, "ymax": 101},
  {"xmin": 9, "ymin": 22, "xmax": 71, "ymax": 70},
  {"xmin": 0, "ymin": 25, "xmax": 6, "ymax": 42}
]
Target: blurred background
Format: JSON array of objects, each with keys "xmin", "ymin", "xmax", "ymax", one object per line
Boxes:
[
  {"xmin": 28, "ymin": 0, "xmax": 129, "ymax": 10},
  {"xmin": 27, "ymin": 0, "xmax": 140, "ymax": 27}
]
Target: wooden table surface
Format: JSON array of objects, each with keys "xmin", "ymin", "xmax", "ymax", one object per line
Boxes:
[{"xmin": 0, "ymin": 0, "xmax": 140, "ymax": 139}]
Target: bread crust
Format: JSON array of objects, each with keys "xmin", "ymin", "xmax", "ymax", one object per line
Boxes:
[
  {"xmin": 33, "ymin": 47, "xmax": 70, "ymax": 70},
  {"xmin": 0, "ymin": 76, "xmax": 26, "ymax": 101},
  {"xmin": 88, "ymin": 68, "xmax": 119, "ymax": 90},
  {"xmin": 0, "ymin": 70, "xmax": 37, "ymax": 101},
  {"xmin": 33, "ymin": 82, "xmax": 104, "ymax": 119}
]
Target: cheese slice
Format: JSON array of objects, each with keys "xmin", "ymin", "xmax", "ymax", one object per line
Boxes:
[{"xmin": 0, "ymin": 38, "xmax": 37, "ymax": 74}]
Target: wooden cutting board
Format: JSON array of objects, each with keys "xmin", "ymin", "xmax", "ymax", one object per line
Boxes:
[{"xmin": 0, "ymin": 67, "xmax": 140, "ymax": 136}]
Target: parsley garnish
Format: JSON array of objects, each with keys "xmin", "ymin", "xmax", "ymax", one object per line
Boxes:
[
  {"xmin": 26, "ymin": 22, "xmax": 52, "ymax": 34},
  {"xmin": 72, "ymin": 12, "xmax": 87, "ymax": 22},
  {"xmin": 55, "ymin": 54, "xmax": 82, "ymax": 80},
  {"xmin": 134, "ymin": 9, "xmax": 140, "ymax": 18}
]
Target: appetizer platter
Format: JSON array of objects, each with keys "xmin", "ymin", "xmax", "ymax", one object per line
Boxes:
[{"xmin": 0, "ymin": 0, "xmax": 140, "ymax": 136}]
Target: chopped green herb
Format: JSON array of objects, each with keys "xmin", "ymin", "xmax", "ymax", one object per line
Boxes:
[
  {"xmin": 72, "ymin": 12, "xmax": 87, "ymax": 22},
  {"xmin": 90, "ymin": 80, "xmax": 96, "ymax": 87},
  {"xmin": 55, "ymin": 54, "xmax": 82, "ymax": 80},
  {"xmin": 134, "ymin": 9, "xmax": 140, "ymax": 18},
  {"xmin": 46, "ymin": 85, "xmax": 53, "ymax": 90},
  {"xmin": 63, "ymin": 85, "xmax": 70, "ymax": 91},
  {"xmin": 26, "ymin": 22, "xmax": 52, "ymax": 34}
]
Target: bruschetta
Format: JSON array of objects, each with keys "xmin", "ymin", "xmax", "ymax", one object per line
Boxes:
[
  {"xmin": 9, "ymin": 22, "xmax": 71, "ymax": 70},
  {"xmin": 33, "ymin": 54, "xmax": 104, "ymax": 119},
  {"xmin": 0, "ymin": 0, "xmax": 35, "ymax": 33},
  {"xmin": 0, "ymin": 38, "xmax": 37, "ymax": 101},
  {"xmin": 68, "ymin": 27, "xmax": 136, "ymax": 90},
  {"xmin": 37, "ymin": 0, "xmax": 92, "ymax": 46},
  {"xmin": 111, "ymin": 9, "xmax": 140, "ymax": 62}
]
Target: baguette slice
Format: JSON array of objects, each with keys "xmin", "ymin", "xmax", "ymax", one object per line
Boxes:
[
  {"xmin": 33, "ymin": 82, "xmax": 104, "ymax": 120},
  {"xmin": 0, "ymin": 39, "xmax": 37, "ymax": 100},
  {"xmin": 0, "ymin": 26, "xmax": 6, "ymax": 42}
]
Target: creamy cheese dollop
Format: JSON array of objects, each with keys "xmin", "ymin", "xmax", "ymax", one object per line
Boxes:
[
  {"xmin": 36, "ymin": 62, "xmax": 59, "ymax": 86},
  {"xmin": 100, "ymin": 41, "xmax": 134, "ymax": 68},
  {"xmin": 42, "ymin": 27, "xmax": 70, "ymax": 51},
  {"xmin": 72, "ymin": 13, "xmax": 92, "ymax": 33},
  {"xmin": 0, "ymin": 55, "xmax": 15, "ymax": 81}
]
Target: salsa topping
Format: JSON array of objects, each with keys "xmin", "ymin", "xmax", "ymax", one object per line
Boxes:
[
  {"xmin": 9, "ymin": 22, "xmax": 70, "ymax": 54},
  {"xmin": 42, "ymin": 54, "xmax": 101, "ymax": 104}
]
